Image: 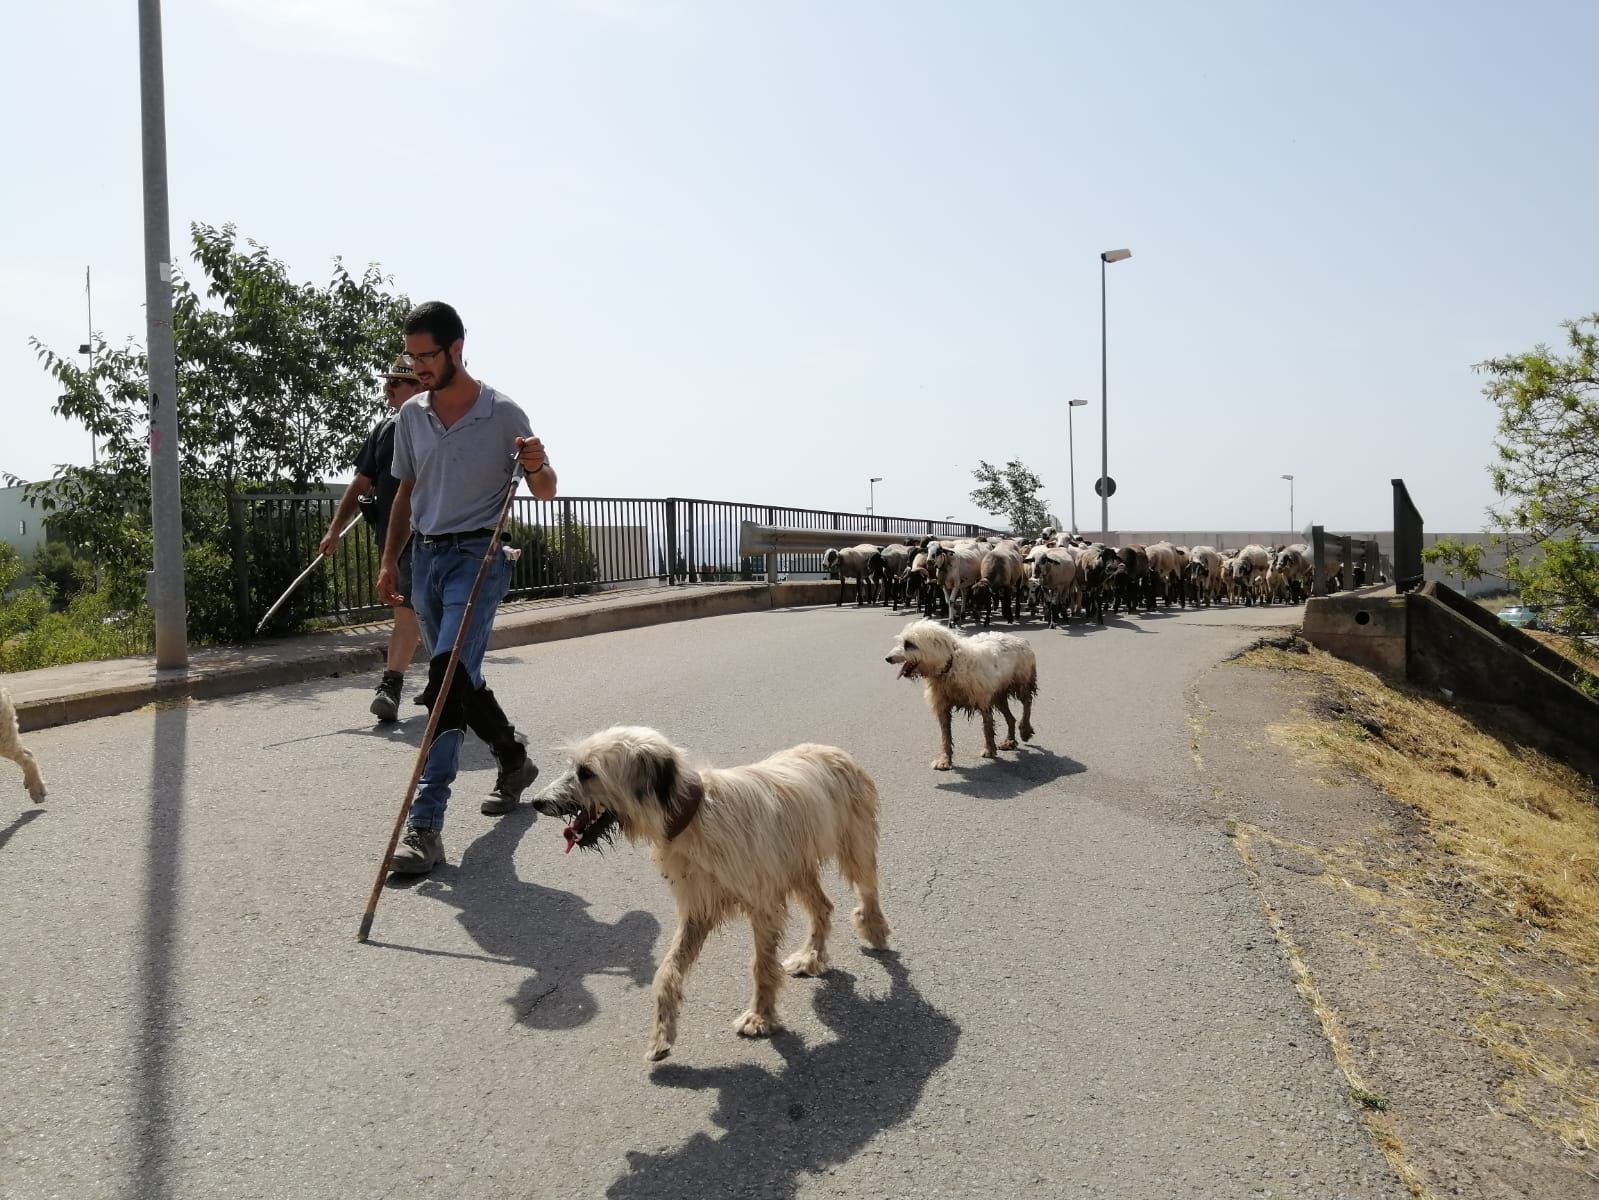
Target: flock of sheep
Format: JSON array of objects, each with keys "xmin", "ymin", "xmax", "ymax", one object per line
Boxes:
[{"xmin": 823, "ymin": 532, "xmax": 1363, "ymax": 627}]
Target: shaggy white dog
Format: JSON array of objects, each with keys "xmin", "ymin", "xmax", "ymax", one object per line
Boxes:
[
  {"xmin": 886, "ymin": 618, "xmax": 1038, "ymax": 770},
  {"xmin": 1, "ymin": 686, "xmax": 46, "ymax": 802},
  {"xmin": 533, "ymin": 726, "xmax": 891, "ymax": 1061}
]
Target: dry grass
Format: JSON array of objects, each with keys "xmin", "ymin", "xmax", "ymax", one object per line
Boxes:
[{"xmin": 1240, "ymin": 644, "xmax": 1599, "ymax": 1152}]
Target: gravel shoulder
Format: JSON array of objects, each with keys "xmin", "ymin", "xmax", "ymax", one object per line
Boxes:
[{"xmin": 1194, "ymin": 654, "xmax": 1599, "ymax": 1199}]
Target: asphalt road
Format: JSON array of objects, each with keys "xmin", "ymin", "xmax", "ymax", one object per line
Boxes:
[{"xmin": 3, "ymin": 600, "xmax": 1404, "ymax": 1199}]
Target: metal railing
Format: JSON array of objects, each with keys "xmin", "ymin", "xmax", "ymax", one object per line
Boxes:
[
  {"xmin": 234, "ymin": 493, "xmax": 997, "ymax": 636},
  {"xmin": 1310, "ymin": 527, "xmax": 1387, "ymax": 596}
]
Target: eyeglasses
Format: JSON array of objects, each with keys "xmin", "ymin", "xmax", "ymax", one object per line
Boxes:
[{"xmin": 400, "ymin": 348, "xmax": 448, "ymax": 367}]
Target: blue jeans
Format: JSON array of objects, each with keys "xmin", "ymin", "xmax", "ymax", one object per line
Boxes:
[{"xmin": 409, "ymin": 535, "xmax": 513, "ymax": 831}]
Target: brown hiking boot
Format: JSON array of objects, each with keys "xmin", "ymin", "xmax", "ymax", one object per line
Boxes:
[
  {"xmin": 482, "ymin": 736, "xmax": 539, "ymax": 816},
  {"xmin": 390, "ymin": 827, "xmax": 444, "ymax": 874}
]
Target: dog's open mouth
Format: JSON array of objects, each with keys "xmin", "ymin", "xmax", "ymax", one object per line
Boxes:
[
  {"xmin": 563, "ymin": 808, "xmax": 619, "ymax": 854},
  {"xmin": 896, "ymin": 662, "xmax": 920, "ymax": 680}
]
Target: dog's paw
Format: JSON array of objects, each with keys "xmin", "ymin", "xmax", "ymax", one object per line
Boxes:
[
  {"xmin": 997, "ymin": 738, "xmax": 1018, "ymax": 751},
  {"xmin": 645, "ymin": 1037, "xmax": 672, "ymax": 1062},
  {"xmin": 1020, "ymin": 723, "xmax": 1035, "ymax": 742},
  {"xmin": 852, "ymin": 907, "xmax": 891, "ymax": 950},
  {"xmin": 980, "ymin": 747, "xmax": 999, "ymax": 759},
  {"xmin": 732, "ymin": 1009, "xmax": 780, "ymax": 1038},
  {"xmin": 931, "ymin": 757, "xmax": 953, "ymax": 771},
  {"xmin": 782, "ymin": 949, "xmax": 829, "ymax": 978}
]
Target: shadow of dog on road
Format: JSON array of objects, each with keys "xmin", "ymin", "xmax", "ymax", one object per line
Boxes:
[
  {"xmin": 607, "ymin": 950, "xmax": 958, "ymax": 1200},
  {"xmin": 412, "ymin": 804, "xmax": 662, "ymax": 1030},
  {"xmin": 0, "ymin": 806, "xmax": 45, "ymax": 853},
  {"xmin": 933, "ymin": 745, "xmax": 1086, "ymax": 800}
]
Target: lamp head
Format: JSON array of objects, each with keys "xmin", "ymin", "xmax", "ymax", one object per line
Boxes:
[
  {"xmin": 1101, "ymin": 248, "xmax": 1132, "ymax": 264},
  {"xmin": 1069, "ymin": 398, "xmax": 1088, "ymax": 407}
]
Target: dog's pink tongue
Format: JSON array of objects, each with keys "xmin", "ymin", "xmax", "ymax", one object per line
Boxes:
[{"xmin": 897, "ymin": 663, "xmax": 913, "ymax": 679}]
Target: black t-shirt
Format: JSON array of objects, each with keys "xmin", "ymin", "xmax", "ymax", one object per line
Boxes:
[{"xmin": 353, "ymin": 415, "xmax": 401, "ymax": 543}]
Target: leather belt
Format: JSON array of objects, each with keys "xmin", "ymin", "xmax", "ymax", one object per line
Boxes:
[{"xmin": 417, "ymin": 528, "xmax": 496, "ymax": 546}]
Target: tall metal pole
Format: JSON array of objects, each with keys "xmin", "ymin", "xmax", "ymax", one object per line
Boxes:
[
  {"xmin": 1290, "ymin": 477, "xmax": 1295, "ymax": 536},
  {"xmin": 85, "ymin": 267, "xmax": 97, "ymax": 468},
  {"xmin": 1099, "ymin": 256, "xmax": 1108, "ymax": 540},
  {"xmin": 1068, "ymin": 403, "xmax": 1078, "ymax": 534},
  {"xmin": 139, "ymin": 0, "xmax": 189, "ymax": 669}
]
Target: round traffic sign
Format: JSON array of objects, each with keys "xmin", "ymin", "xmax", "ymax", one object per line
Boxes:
[{"xmin": 1094, "ymin": 476, "xmax": 1117, "ymax": 498}]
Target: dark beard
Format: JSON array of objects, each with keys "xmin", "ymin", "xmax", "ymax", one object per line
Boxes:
[{"xmin": 429, "ymin": 358, "xmax": 458, "ymax": 392}]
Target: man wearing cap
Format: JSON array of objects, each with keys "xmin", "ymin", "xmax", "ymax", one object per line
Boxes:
[{"xmin": 321, "ymin": 357, "xmax": 428, "ymax": 722}]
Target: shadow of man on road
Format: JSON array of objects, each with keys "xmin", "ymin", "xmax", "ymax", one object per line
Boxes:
[
  {"xmin": 607, "ymin": 950, "xmax": 958, "ymax": 1200},
  {"xmin": 413, "ymin": 804, "xmax": 662, "ymax": 1030}
]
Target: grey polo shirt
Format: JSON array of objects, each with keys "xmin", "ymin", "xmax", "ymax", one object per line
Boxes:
[{"xmin": 390, "ymin": 383, "xmax": 534, "ymax": 536}]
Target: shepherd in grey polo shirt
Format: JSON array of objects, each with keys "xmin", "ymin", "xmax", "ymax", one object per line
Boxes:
[{"xmin": 376, "ymin": 300, "xmax": 559, "ymax": 875}]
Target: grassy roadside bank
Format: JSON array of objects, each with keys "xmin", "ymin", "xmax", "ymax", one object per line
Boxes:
[{"xmin": 1239, "ymin": 644, "xmax": 1599, "ymax": 1160}]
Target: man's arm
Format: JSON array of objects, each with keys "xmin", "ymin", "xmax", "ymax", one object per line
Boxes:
[
  {"xmin": 377, "ymin": 480, "xmax": 414, "ymax": 606},
  {"xmin": 319, "ymin": 475, "xmax": 375, "ymax": 558}
]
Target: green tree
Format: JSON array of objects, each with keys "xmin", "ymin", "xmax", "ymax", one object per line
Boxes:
[
  {"xmin": 27, "ymin": 541, "xmax": 93, "ymax": 607},
  {"xmin": 969, "ymin": 459, "xmax": 1050, "ymax": 537},
  {"xmin": 1430, "ymin": 314, "xmax": 1598, "ymax": 641},
  {"xmin": 14, "ymin": 223, "xmax": 411, "ymax": 642}
]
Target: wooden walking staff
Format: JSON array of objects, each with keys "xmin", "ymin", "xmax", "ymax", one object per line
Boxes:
[{"xmin": 357, "ymin": 453, "xmax": 525, "ymax": 943}]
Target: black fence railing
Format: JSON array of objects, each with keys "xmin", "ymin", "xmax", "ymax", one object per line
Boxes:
[
  {"xmin": 1391, "ymin": 478, "xmax": 1425, "ymax": 593},
  {"xmin": 234, "ymin": 493, "xmax": 997, "ymax": 637}
]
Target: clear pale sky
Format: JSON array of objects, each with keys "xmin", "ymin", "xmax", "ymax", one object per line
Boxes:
[{"xmin": 6, "ymin": 1, "xmax": 1596, "ymax": 533}]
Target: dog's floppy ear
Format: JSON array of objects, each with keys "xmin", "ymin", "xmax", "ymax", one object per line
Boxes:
[{"xmin": 646, "ymin": 746, "xmax": 679, "ymax": 808}]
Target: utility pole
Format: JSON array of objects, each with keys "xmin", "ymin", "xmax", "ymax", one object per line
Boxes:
[{"xmin": 139, "ymin": 0, "xmax": 188, "ymax": 668}]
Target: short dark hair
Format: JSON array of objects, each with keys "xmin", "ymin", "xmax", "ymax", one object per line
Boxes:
[{"xmin": 403, "ymin": 300, "xmax": 465, "ymax": 348}]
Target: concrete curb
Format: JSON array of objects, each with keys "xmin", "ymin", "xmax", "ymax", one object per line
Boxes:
[{"xmin": 13, "ymin": 581, "xmax": 844, "ymax": 732}]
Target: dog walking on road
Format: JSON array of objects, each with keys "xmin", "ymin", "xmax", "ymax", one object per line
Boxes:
[{"xmin": 535, "ymin": 726, "xmax": 892, "ymax": 1062}]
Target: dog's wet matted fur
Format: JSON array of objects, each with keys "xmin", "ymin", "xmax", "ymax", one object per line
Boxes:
[
  {"xmin": 886, "ymin": 618, "xmax": 1038, "ymax": 770},
  {"xmin": 0, "ymin": 686, "xmax": 46, "ymax": 803},
  {"xmin": 534, "ymin": 726, "xmax": 891, "ymax": 1061}
]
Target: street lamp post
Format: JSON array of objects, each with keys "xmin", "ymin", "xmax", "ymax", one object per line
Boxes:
[
  {"xmin": 869, "ymin": 476, "xmax": 882, "ymax": 516},
  {"xmin": 1099, "ymin": 248, "xmax": 1131, "ymax": 539},
  {"xmin": 1281, "ymin": 474, "xmax": 1295, "ymax": 539},
  {"xmin": 78, "ymin": 267, "xmax": 97, "ymax": 468},
  {"xmin": 1068, "ymin": 398, "xmax": 1087, "ymax": 533}
]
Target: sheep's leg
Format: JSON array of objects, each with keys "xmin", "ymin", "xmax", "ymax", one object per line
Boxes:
[{"xmin": 932, "ymin": 703, "xmax": 955, "ymax": 770}]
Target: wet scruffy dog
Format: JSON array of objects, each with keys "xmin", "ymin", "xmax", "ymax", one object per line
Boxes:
[
  {"xmin": 534, "ymin": 726, "xmax": 891, "ymax": 1062},
  {"xmin": 886, "ymin": 618, "xmax": 1038, "ymax": 770},
  {"xmin": 1, "ymin": 686, "xmax": 47, "ymax": 802}
]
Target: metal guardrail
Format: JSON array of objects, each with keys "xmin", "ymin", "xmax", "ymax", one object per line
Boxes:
[
  {"xmin": 1310, "ymin": 527, "xmax": 1386, "ymax": 596},
  {"xmin": 234, "ymin": 493, "xmax": 998, "ymax": 636}
]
